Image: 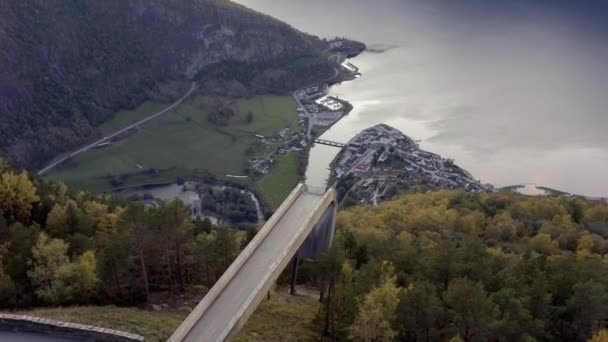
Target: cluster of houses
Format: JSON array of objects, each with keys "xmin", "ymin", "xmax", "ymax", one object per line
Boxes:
[
  {"xmin": 295, "ymin": 85, "xmax": 345, "ymax": 115},
  {"xmin": 249, "ymin": 131, "xmax": 307, "ymax": 175},
  {"xmin": 335, "ymin": 124, "xmax": 494, "ymax": 205}
]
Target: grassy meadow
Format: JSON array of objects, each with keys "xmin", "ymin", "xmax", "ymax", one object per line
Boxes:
[
  {"xmin": 47, "ymin": 95, "xmax": 302, "ymax": 205},
  {"xmin": 13, "ymin": 306, "xmax": 186, "ymax": 342},
  {"xmin": 100, "ymin": 102, "xmax": 168, "ymax": 135},
  {"xmin": 252, "ymin": 153, "xmax": 301, "ymax": 210},
  {"xmin": 11, "ymin": 289, "xmax": 320, "ymax": 342}
]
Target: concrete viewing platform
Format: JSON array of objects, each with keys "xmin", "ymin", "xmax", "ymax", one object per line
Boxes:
[{"xmin": 169, "ymin": 183, "xmax": 337, "ymax": 342}]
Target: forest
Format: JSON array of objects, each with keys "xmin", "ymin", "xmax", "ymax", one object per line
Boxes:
[
  {"xmin": 0, "ymin": 0, "xmax": 329, "ymax": 169},
  {"xmin": 199, "ymin": 186, "xmax": 260, "ymax": 224},
  {"xmin": 0, "ymin": 161, "xmax": 246, "ymax": 307},
  {"xmin": 3, "ymin": 158, "xmax": 608, "ymax": 341},
  {"xmin": 310, "ymin": 191, "xmax": 608, "ymax": 341}
]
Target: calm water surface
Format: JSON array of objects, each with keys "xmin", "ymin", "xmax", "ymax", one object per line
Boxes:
[{"xmin": 236, "ymin": 0, "xmax": 608, "ymax": 197}]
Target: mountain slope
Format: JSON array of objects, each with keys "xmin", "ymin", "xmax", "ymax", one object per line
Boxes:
[{"xmin": 0, "ymin": 0, "xmax": 329, "ymax": 169}]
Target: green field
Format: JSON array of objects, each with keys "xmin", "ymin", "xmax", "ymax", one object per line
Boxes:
[
  {"xmin": 235, "ymin": 289, "xmax": 320, "ymax": 342},
  {"xmin": 12, "ymin": 306, "xmax": 186, "ymax": 342},
  {"xmin": 100, "ymin": 102, "xmax": 168, "ymax": 135},
  {"xmin": 10, "ymin": 289, "xmax": 320, "ymax": 342},
  {"xmin": 47, "ymin": 95, "xmax": 300, "ymax": 199},
  {"xmin": 252, "ymin": 154, "xmax": 302, "ymax": 210}
]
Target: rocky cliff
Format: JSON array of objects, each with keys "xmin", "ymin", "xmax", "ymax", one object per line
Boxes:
[{"xmin": 0, "ymin": 0, "xmax": 330, "ymax": 169}]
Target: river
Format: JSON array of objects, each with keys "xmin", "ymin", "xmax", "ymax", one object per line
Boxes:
[{"xmin": 235, "ymin": 0, "xmax": 608, "ymax": 197}]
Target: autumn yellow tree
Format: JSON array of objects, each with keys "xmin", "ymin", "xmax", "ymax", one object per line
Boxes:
[
  {"xmin": 27, "ymin": 233, "xmax": 98, "ymax": 304},
  {"xmin": 591, "ymin": 329, "xmax": 608, "ymax": 342},
  {"xmin": 45, "ymin": 203, "xmax": 68, "ymax": 236},
  {"xmin": 0, "ymin": 171, "xmax": 39, "ymax": 222},
  {"xmin": 27, "ymin": 233, "xmax": 71, "ymax": 304},
  {"xmin": 349, "ymin": 275, "xmax": 400, "ymax": 342},
  {"xmin": 55, "ymin": 250, "xmax": 99, "ymax": 302},
  {"xmin": 0, "ymin": 160, "xmax": 10, "ymax": 174},
  {"xmin": 349, "ymin": 283, "xmax": 400, "ymax": 342},
  {"xmin": 485, "ymin": 212, "xmax": 521, "ymax": 242},
  {"xmin": 83, "ymin": 201, "xmax": 121, "ymax": 232},
  {"xmin": 585, "ymin": 205, "xmax": 608, "ymax": 224},
  {"xmin": 46, "ymin": 182, "xmax": 68, "ymax": 205},
  {"xmin": 528, "ymin": 233, "xmax": 559, "ymax": 255},
  {"xmin": 577, "ymin": 234, "xmax": 595, "ymax": 253}
]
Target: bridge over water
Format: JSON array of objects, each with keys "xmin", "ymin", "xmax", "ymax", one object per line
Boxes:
[
  {"xmin": 314, "ymin": 138, "xmax": 346, "ymax": 148},
  {"xmin": 170, "ymin": 183, "xmax": 337, "ymax": 342}
]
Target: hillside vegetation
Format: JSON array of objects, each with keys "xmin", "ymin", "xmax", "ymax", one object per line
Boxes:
[
  {"xmin": 13, "ymin": 306, "xmax": 186, "ymax": 341},
  {"xmin": 13, "ymin": 288, "xmax": 320, "ymax": 342},
  {"xmin": 0, "ymin": 161, "xmax": 246, "ymax": 309},
  {"xmin": 46, "ymin": 95, "xmax": 299, "ymax": 194},
  {"xmin": 312, "ymin": 191, "xmax": 608, "ymax": 341},
  {"xmin": 4, "ymin": 159, "xmax": 608, "ymax": 341},
  {"xmin": 0, "ymin": 0, "xmax": 332, "ymax": 169}
]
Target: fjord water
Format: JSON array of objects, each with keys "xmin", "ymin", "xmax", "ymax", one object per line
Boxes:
[{"xmin": 236, "ymin": 0, "xmax": 608, "ymax": 197}]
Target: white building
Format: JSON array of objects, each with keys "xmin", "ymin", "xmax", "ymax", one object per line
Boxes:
[
  {"xmin": 341, "ymin": 59, "xmax": 358, "ymax": 73},
  {"xmin": 315, "ymin": 96, "xmax": 344, "ymax": 111}
]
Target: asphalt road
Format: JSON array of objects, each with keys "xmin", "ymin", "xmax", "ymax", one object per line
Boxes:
[{"xmin": 38, "ymin": 82, "xmax": 197, "ymax": 176}]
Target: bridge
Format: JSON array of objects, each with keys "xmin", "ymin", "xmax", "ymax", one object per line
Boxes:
[
  {"xmin": 169, "ymin": 183, "xmax": 337, "ymax": 342},
  {"xmin": 314, "ymin": 138, "xmax": 346, "ymax": 148}
]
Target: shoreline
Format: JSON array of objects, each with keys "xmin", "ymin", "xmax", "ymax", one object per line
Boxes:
[
  {"xmin": 293, "ymin": 46, "xmax": 364, "ymax": 142},
  {"xmin": 293, "ymin": 43, "xmax": 365, "ymax": 191},
  {"xmin": 305, "ymin": 50, "xmax": 607, "ymax": 202},
  {"xmin": 498, "ymin": 184, "xmax": 606, "ymax": 203}
]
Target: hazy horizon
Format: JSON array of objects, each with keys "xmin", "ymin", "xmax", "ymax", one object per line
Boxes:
[{"xmin": 237, "ymin": 0, "xmax": 608, "ymax": 197}]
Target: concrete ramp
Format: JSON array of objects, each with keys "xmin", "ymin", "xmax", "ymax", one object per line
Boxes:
[{"xmin": 170, "ymin": 183, "xmax": 337, "ymax": 342}]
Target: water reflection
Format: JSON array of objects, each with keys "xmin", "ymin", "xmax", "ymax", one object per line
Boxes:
[
  {"xmin": 236, "ymin": 0, "xmax": 608, "ymax": 196},
  {"xmin": 514, "ymin": 184, "xmax": 549, "ymax": 196}
]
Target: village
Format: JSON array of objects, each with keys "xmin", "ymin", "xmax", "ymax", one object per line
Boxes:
[
  {"xmin": 334, "ymin": 124, "xmax": 494, "ymax": 205},
  {"xmin": 294, "ymin": 53, "xmax": 360, "ymax": 140},
  {"xmin": 249, "ymin": 40, "xmax": 361, "ymax": 175},
  {"xmin": 248, "ymin": 130, "xmax": 307, "ymax": 174}
]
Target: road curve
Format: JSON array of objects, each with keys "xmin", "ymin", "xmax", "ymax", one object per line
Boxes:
[{"xmin": 38, "ymin": 82, "xmax": 197, "ymax": 176}]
